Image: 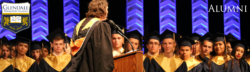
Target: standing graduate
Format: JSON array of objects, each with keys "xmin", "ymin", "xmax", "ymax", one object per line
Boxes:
[
  {"xmin": 143, "ymin": 31, "xmax": 161, "ymax": 72},
  {"xmin": 178, "ymin": 37, "xmax": 204, "ymax": 72},
  {"xmin": 39, "ymin": 28, "xmax": 72, "ymax": 72},
  {"xmin": 230, "ymin": 40, "xmax": 249, "ymax": 72},
  {"xmin": 31, "ymin": 41, "xmax": 43, "ymax": 64},
  {"xmin": 124, "ymin": 30, "xmax": 142, "ymax": 53},
  {"xmin": 67, "ymin": 0, "xmax": 114, "ymax": 71},
  {"xmin": 147, "ymin": 29, "xmax": 187, "ymax": 72},
  {"xmin": 112, "ymin": 26, "xmax": 125, "ymax": 56},
  {"xmin": 189, "ymin": 33, "xmax": 202, "ymax": 57},
  {"xmin": 41, "ymin": 40, "xmax": 50, "ymax": 58},
  {"xmin": 10, "ymin": 37, "xmax": 42, "ymax": 72},
  {"xmin": 10, "ymin": 39, "xmax": 16, "ymax": 58},
  {"xmin": 0, "ymin": 36, "xmax": 14, "ymax": 72},
  {"xmin": 226, "ymin": 33, "xmax": 238, "ymax": 54},
  {"xmin": 207, "ymin": 33, "xmax": 241, "ymax": 72},
  {"xmin": 196, "ymin": 32, "xmax": 213, "ymax": 63}
]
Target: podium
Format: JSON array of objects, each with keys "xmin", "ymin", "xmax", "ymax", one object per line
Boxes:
[{"xmin": 112, "ymin": 51, "xmax": 143, "ymax": 72}]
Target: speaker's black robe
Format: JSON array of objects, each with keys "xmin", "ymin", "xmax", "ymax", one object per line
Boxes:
[
  {"xmin": 208, "ymin": 55, "xmax": 241, "ymax": 72},
  {"xmin": 143, "ymin": 53, "xmax": 187, "ymax": 72},
  {"xmin": 39, "ymin": 53, "xmax": 72, "ymax": 72},
  {"xmin": 0, "ymin": 58, "xmax": 14, "ymax": 72},
  {"xmin": 11, "ymin": 56, "xmax": 42, "ymax": 72},
  {"xmin": 67, "ymin": 17, "xmax": 114, "ymax": 72}
]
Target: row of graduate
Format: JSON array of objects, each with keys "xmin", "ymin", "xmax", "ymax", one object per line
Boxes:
[
  {"xmin": 0, "ymin": 26, "xmax": 250, "ymax": 72},
  {"xmin": 111, "ymin": 28, "xmax": 250, "ymax": 72}
]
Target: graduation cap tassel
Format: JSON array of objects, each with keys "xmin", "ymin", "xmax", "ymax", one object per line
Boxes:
[
  {"xmin": 224, "ymin": 36, "xmax": 228, "ymax": 55},
  {"xmin": 50, "ymin": 42, "xmax": 52, "ymax": 56},
  {"xmin": 29, "ymin": 41, "xmax": 31, "ymax": 57}
]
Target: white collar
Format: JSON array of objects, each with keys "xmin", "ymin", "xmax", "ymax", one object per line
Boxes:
[
  {"xmin": 113, "ymin": 48, "xmax": 124, "ymax": 54},
  {"xmin": 147, "ymin": 52, "xmax": 154, "ymax": 57},
  {"xmin": 53, "ymin": 52, "xmax": 64, "ymax": 56}
]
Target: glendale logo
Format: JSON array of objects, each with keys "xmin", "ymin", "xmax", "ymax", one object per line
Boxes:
[{"xmin": 209, "ymin": 4, "xmax": 247, "ymax": 12}]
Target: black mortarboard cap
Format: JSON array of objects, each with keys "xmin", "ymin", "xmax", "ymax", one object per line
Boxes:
[
  {"xmin": 212, "ymin": 33, "xmax": 226, "ymax": 42},
  {"xmin": 230, "ymin": 40, "xmax": 248, "ymax": 49},
  {"xmin": 178, "ymin": 37, "xmax": 195, "ymax": 48},
  {"xmin": 16, "ymin": 36, "xmax": 30, "ymax": 45},
  {"xmin": 31, "ymin": 41, "xmax": 42, "ymax": 51},
  {"xmin": 10, "ymin": 39, "xmax": 16, "ymax": 47},
  {"xmin": 189, "ymin": 33, "xmax": 201, "ymax": 42},
  {"xmin": 226, "ymin": 33, "xmax": 238, "ymax": 42},
  {"xmin": 144, "ymin": 31, "xmax": 160, "ymax": 44},
  {"xmin": 64, "ymin": 34, "xmax": 71, "ymax": 43},
  {"xmin": 200, "ymin": 32, "xmax": 213, "ymax": 42},
  {"xmin": 160, "ymin": 29, "xmax": 181, "ymax": 41},
  {"xmin": 46, "ymin": 28, "xmax": 65, "ymax": 42},
  {"xmin": 111, "ymin": 25, "xmax": 125, "ymax": 34},
  {"xmin": 1, "ymin": 36, "xmax": 10, "ymax": 45},
  {"xmin": 126, "ymin": 30, "xmax": 142, "ymax": 41},
  {"xmin": 41, "ymin": 40, "xmax": 50, "ymax": 50}
]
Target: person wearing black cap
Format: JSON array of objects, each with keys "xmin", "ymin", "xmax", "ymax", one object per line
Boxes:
[
  {"xmin": 207, "ymin": 33, "xmax": 240, "ymax": 72},
  {"xmin": 124, "ymin": 30, "xmax": 142, "ymax": 53},
  {"xmin": 1, "ymin": 36, "xmax": 12, "ymax": 62},
  {"xmin": 143, "ymin": 31, "xmax": 161, "ymax": 72},
  {"xmin": 39, "ymin": 28, "xmax": 72, "ymax": 72},
  {"xmin": 64, "ymin": 34, "xmax": 71, "ymax": 55},
  {"xmin": 145, "ymin": 30, "xmax": 187, "ymax": 72},
  {"xmin": 230, "ymin": 40, "xmax": 249, "ymax": 72},
  {"xmin": 31, "ymin": 41, "xmax": 43, "ymax": 64},
  {"xmin": 10, "ymin": 39, "xmax": 16, "ymax": 58},
  {"xmin": 10, "ymin": 37, "xmax": 42, "ymax": 72},
  {"xmin": 226, "ymin": 33, "xmax": 238, "ymax": 54},
  {"xmin": 196, "ymin": 32, "xmax": 213, "ymax": 63},
  {"xmin": 112, "ymin": 26, "xmax": 125, "ymax": 56},
  {"xmin": 0, "ymin": 36, "xmax": 14, "ymax": 72},
  {"xmin": 177, "ymin": 37, "xmax": 204, "ymax": 72},
  {"xmin": 189, "ymin": 33, "xmax": 202, "ymax": 57},
  {"xmin": 40, "ymin": 40, "xmax": 50, "ymax": 58}
]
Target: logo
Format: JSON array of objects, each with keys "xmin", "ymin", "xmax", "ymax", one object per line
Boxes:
[{"xmin": 1, "ymin": 2, "xmax": 30, "ymax": 33}]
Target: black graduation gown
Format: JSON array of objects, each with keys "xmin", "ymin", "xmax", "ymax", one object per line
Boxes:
[
  {"xmin": 39, "ymin": 53, "xmax": 72, "ymax": 72},
  {"xmin": 240, "ymin": 58, "xmax": 250, "ymax": 72},
  {"xmin": 209, "ymin": 55, "xmax": 241, "ymax": 72},
  {"xmin": 0, "ymin": 59, "xmax": 14, "ymax": 72},
  {"xmin": 143, "ymin": 54, "xmax": 187, "ymax": 72},
  {"xmin": 11, "ymin": 56, "xmax": 42, "ymax": 72},
  {"xmin": 185, "ymin": 57, "xmax": 203, "ymax": 72},
  {"xmin": 195, "ymin": 55, "xmax": 210, "ymax": 72},
  {"xmin": 67, "ymin": 17, "xmax": 114, "ymax": 72}
]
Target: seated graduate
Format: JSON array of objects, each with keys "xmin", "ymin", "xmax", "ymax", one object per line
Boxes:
[
  {"xmin": 230, "ymin": 40, "xmax": 249, "ymax": 72},
  {"xmin": 39, "ymin": 28, "xmax": 72, "ymax": 72},
  {"xmin": 10, "ymin": 39, "xmax": 16, "ymax": 58},
  {"xmin": 112, "ymin": 26, "xmax": 125, "ymax": 56},
  {"xmin": 143, "ymin": 31, "xmax": 161, "ymax": 72},
  {"xmin": 64, "ymin": 35, "xmax": 72, "ymax": 55},
  {"xmin": 1, "ymin": 36, "xmax": 12, "ymax": 62},
  {"xmin": 124, "ymin": 30, "xmax": 142, "ymax": 53},
  {"xmin": 178, "ymin": 37, "xmax": 204, "ymax": 72},
  {"xmin": 31, "ymin": 41, "xmax": 43, "ymax": 64},
  {"xmin": 226, "ymin": 33, "xmax": 238, "ymax": 55},
  {"xmin": 40, "ymin": 40, "xmax": 50, "ymax": 58},
  {"xmin": 146, "ymin": 29, "xmax": 187, "ymax": 72},
  {"xmin": 195, "ymin": 32, "xmax": 213, "ymax": 63},
  {"xmin": 188, "ymin": 33, "xmax": 201, "ymax": 57},
  {"xmin": 10, "ymin": 37, "xmax": 42, "ymax": 72},
  {"xmin": 207, "ymin": 33, "xmax": 241, "ymax": 72},
  {"xmin": 0, "ymin": 36, "xmax": 14, "ymax": 72}
]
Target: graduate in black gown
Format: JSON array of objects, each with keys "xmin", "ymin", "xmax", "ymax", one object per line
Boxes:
[
  {"xmin": 230, "ymin": 40, "xmax": 249, "ymax": 72},
  {"xmin": 195, "ymin": 32, "xmax": 213, "ymax": 64},
  {"xmin": 178, "ymin": 37, "xmax": 204, "ymax": 72},
  {"xmin": 30, "ymin": 41, "xmax": 43, "ymax": 64},
  {"xmin": 67, "ymin": 0, "xmax": 114, "ymax": 72},
  {"xmin": 39, "ymin": 28, "xmax": 72, "ymax": 72},
  {"xmin": 226, "ymin": 33, "xmax": 238, "ymax": 54},
  {"xmin": 143, "ymin": 31, "xmax": 161, "ymax": 72},
  {"xmin": 10, "ymin": 37, "xmax": 42, "ymax": 72},
  {"xmin": 147, "ymin": 29, "xmax": 187, "ymax": 72},
  {"xmin": 124, "ymin": 30, "xmax": 142, "ymax": 53},
  {"xmin": 0, "ymin": 36, "xmax": 14, "ymax": 72},
  {"xmin": 64, "ymin": 35, "xmax": 72, "ymax": 55},
  {"xmin": 188, "ymin": 33, "xmax": 202, "ymax": 57},
  {"xmin": 207, "ymin": 33, "xmax": 241, "ymax": 72},
  {"xmin": 40, "ymin": 40, "xmax": 50, "ymax": 58}
]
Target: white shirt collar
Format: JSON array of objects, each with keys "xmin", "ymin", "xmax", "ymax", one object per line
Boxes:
[
  {"xmin": 53, "ymin": 52, "xmax": 64, "ymax": 56},
  {"xmin": 147, "ymin": 52, "xmax": 154, "ymax": 57}
]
